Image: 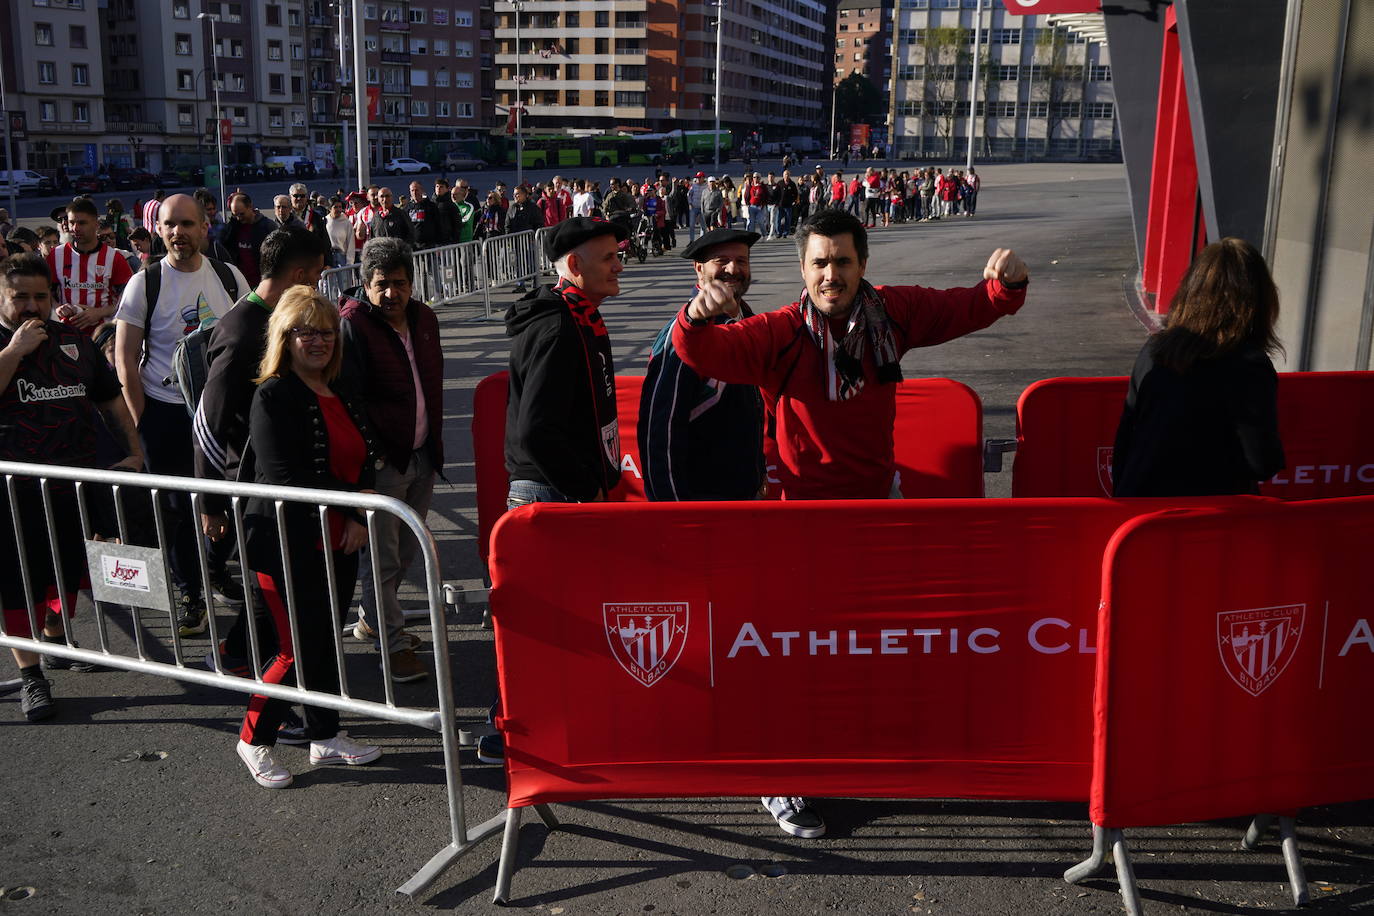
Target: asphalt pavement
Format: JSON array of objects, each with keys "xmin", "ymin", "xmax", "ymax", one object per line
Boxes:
[{"xmin": 5, "ymin": 162, "xmax": 1373, "ymax": 915}]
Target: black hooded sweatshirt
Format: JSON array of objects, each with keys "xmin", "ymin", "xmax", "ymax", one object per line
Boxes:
[{"xmin": 504, "ymin": 281, "xmax": 620, "ymax": 501}]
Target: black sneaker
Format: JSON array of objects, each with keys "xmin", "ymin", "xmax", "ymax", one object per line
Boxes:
[
  {"xmin": 41, "ymin": 634, "xmax": 107, "ymax": 672},
  {"xmin": 209, "ymin": 569, "xmax": 245, "ymax": 605},
  {"xmin": 761, "ymin": 796, "xmax": 826, "ymax": 839},
  {"xmin": 20, "ymin": 676, "xmax": 56, "ymax": 722},
  {"xmin": 177, "ymin": 592, "xmax": 209, "ymax": 637},
  {"xmin": 476, "ymin": 732, "xmax": 504, "ymax": 764}
]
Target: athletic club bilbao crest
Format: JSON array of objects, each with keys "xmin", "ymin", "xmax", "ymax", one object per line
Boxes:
[
  {"xmin": 1216, "ymin": 604, "xmax": 1305, "ymax": 697},
  {"xmin": 1097, "ymin": 446, "xmax": 1114, "ymax": 496},
  {"xmin": 604, "ymin": 602, "xmax": 689, "ymax": 687},
  {"xmin": 60, "ymin": 343, "xmax": 80, "ymax": 362}
]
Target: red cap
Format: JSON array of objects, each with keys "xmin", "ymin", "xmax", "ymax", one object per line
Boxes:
[{"xmin": 695, "ymin": 171, "xmax": 706, "ymax": 178}]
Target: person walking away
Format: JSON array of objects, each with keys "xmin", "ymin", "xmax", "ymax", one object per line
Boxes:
[
  {"xmin": 1112, "ymin": 238, "xmax": 1284, "ymax": 497},
  {"xmin": 235, "ymin": 285, "xmax": 383, "ymax": 788}
]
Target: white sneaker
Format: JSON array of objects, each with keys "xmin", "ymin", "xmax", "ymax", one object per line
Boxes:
[
  {"xmin": 236, "ymin": 740, "xmax": 293, "ymax": 789},
  {"xmin": 309, "ymin": 732, "xmax": 382, "ymax": 767}
]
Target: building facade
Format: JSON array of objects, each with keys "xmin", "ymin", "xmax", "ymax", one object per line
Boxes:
[
  {"xmin": 492, "ymin": 0, "xmax": 828, "ymax": 139},
  {"xmin": 888, "ymin": 3, "xmax": 1120, "ymax": 161}
]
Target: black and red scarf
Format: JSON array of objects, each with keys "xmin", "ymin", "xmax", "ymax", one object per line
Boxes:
[{"xmin": 555, "ymin": 278, "xmax": 609, "ymax": 337}]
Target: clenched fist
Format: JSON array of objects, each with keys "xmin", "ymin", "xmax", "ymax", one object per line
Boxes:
[
  {"xmin": 686, "ymin": 280, "xmax": 739, "ymax": 322},
  {"xmin": 4, "ymin": 319, "xmax": 48, "ymax": 358},
  {"xmin": 983, "ymin": 248, "xmax": 1029, "ymax": 286}
]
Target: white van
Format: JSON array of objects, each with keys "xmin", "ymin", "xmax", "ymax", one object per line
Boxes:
[{"xmin": 0, "ymin": 170, "xmax": 52, "ymax": 193}]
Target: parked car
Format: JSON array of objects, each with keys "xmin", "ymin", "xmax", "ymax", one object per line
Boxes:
[
  {"xmin": 156, "ymin": 170, "xmax": 186, "ymax": 188},
  {"xmin": 442, "ymin": 153, "xmax": 487, "ymax": 171},
  {"xmin": 383, "ymin": 157, "xmax": 430, "ymax": 175},
  {"xmin": 108, "ymin": 168, "xmax": 157, "ymax": 190},
  {"xmin": 72, "ymin": 172, "xmax": 107, "ymax": 193},
  {"xmin": 0, "ymin": 170, "xmax": 54, "ymax": 193},
  {"xmin": 265, "ymin": 155, "xmax": 317, "ymax": 177}
]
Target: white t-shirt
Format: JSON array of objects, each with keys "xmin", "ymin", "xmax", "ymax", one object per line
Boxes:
[
  {"xmin": 572, "ymin": 191, "xmax": 594, "ymax": 218},
  {"xmin": 113, "ymin": 257, "xmax": 247, "ymax": 404}
]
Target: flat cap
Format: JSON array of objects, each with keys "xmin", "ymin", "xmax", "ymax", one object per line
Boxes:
[
  {"xmin": 680, "ymin": 228, "xmax": 760, "ymax": 261},
  {"xmin": 542, "ymin": 216, "xmax": 628, "ymax": 261}
]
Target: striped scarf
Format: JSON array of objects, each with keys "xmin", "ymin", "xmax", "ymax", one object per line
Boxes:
[{"xmin": 799, "ymin": 280, "xmax": 902, "ymax": 402}]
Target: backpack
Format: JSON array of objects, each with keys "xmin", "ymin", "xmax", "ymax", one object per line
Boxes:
[{"xmin": 143, "ymin": 256, "xmax": 242, "ymax": 416}]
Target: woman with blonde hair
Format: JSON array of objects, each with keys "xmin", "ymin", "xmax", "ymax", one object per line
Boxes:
[
  {"xmin": 235, "ymin": 285, "xmax": 384, "ymax": 788},
  {"xmin": 1112, "ymin": 237, "xmax": 1285, "ymax": 496}
]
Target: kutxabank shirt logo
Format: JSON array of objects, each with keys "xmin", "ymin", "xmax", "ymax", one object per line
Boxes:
[
  {"xmin": 1217, "ymin": 604, "xmax": 1305, "ymax": 697},
  {"xmin": 604, "ymin": 602, "xmax": 689, "ymax": 687}
]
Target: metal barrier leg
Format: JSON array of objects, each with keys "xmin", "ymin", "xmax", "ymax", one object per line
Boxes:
[
  {"xmin": 493, "ymin": 806, "xmax": 523, "ymax": 905},
  {"xmin": 0, "ymin": 678, "xmax": 21, "ymax": 696},
  {"xmin": 1242, "ymin": 813, "xmax": 1274, "ymax": 851},
  {"xmin": 1065, "ymin": 823, "xmax": 1111, "ymax": 884},
  {"xmin": 1110, "ymin": 829, "xmax": 1143, "ymax": 916},
  {"xmin": 1278, "ymin": 816, "xmax": 1310, "ymax": 906},
  {"xmin": 533, "ymin": 803, "xmax": 559, "ymax": 830}
]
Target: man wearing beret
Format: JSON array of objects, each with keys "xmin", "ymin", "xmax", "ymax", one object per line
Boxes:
[
  {"xmin": 672, "ymin": 208, "xmax": 1029, "ymax": 500},
  {"xmin": 504, "ymin": 216, "xmax": 629, "ymax": 508},
  {"xmin": 638, "ymin": 227, "xmax": 766, "ymax": 503},
  {"xmin": 637, "ymin": 226, "xmax": 827, "ymax": 841}
]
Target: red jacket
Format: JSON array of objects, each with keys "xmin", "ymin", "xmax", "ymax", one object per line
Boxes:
[
  {"xmin": 672, "ymin": 279, "xmax": 1027, "ymax": 499},
  {"xmin": 747, "ymin": 183, "xmax": 767, "ymax": 206}
]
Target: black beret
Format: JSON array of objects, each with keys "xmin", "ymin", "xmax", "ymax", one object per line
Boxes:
[
  {"xmin": 542, "ymin": 216, "xmax": 629, "ymax": 261},
  {"xmin": 680, "ymin": 228, "xmax": 761, "ymax": 261},
  {"xmin": 50, "ymin": 205, "xmax": 69, "ymax": 222}
]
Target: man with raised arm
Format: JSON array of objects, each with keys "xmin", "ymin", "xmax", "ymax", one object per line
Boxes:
[{"xmin": 671, "ymin": 208, "xmax": 1029, "ymax": 500}]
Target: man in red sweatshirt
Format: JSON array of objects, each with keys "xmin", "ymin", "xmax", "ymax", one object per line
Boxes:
[{"xmin": 672, "ymin": 208, "xmax": 1029, "ymax": 500}]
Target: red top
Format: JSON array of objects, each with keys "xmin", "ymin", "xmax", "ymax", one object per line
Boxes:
[
  {"xmin": 318, "ymin": 391, "xmax": 364, "ymax": 548},
  {"xmin": 672, "ymin": 279, "xmax": 1027, "ymax": 499}
]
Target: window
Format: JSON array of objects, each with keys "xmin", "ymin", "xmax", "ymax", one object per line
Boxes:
[
  {"xmin": 995, "ymin": 64, "xmax": 1018, "ymax": 81},
  {"xmin": 565, "ymin": 89, "xmax": 580, "ymax": 106},
  {"xmin": 595, "ymin": 38, "xmax": 608, "ymax": 54},
  {"xmin": 225, "ymin": 3, "xmax": 243, "ymax": 23},
  {"xmin": 228, "ymin": 73, "xmax": 245, "ymax": 91},
  {"xmin": 436, "ymin": 101, "xmax": 450, "ymax": 117},
  {"xmin": 1022, "ymin": 64, "xmax": 1046, "ymax": 81},
  {"xmin": 40, "ymin": 100, "xmax": 58, "ymax": 122},
  {"xmin": 265, "ymin": 3, "xmax": 281, "ymax": 25},
  {"xmin": 595, "ymin": 9, "xmax": 608, "ymax": 27},
  {"xmin": 1089, "ymin": 64, "xmax": 1111, "ymax": 81},
  {"xmin": 35, "ymin": 22, "xmax": 53, "ymax": 45},
  {"xmin": 269, "ymin": 73, "xmax": 285, "ymax": 94},
  {"xmin": 837, "ymin": 39, "xmax": 845, "ymax": 48},
  {"xmin": 455, "ymin": 102, "xmax": 473, "ymax": 118},
  {"xmin": 980, "ymin": 100, "xmax": 1016, "ymax": 117},
  {"xmin": 411, "ymin": 68, "xmax": 428, "ymax": 86},
  {"xmin": 1085, "ymin": 102, "xmax": 1114, "ymax": 119},
  {"xmin": 412, "ymin": 100, "xmax": 429, "ymax": 116},
  {"xmin": 71, "ymin": 64, "xmax": 89, "ymax": 86},
  {"xmin": 291, "ymin": 109, "xmax": 305, "ymax": 127},
  {"xmin": 173, "ymin": 0, "xmax": 189, "ymax": 17},
  {"xmin": 594, "ymin": 90, "xmax": 608, "ymax": 107},
  {"xmin": 291, "ymin": 76, "xmax": 301, "ymax": 94},
  {"xmin": 363, "ymin": 3, "xmax": 376, "ymax": 18},
  {"xmin": 228, "ymin": 38, "xmax": 245, "ymax": 57},
  {"xmin": 614, "ymin": 90, "xmax": 645, "ymax": 106},
  {"xmin": 565, "ymin": 10, "xmax": 578, "ymax": 27},
  {"xmin": 433, "ymin": 39, "xmax": 449, "ymax": 55},
  {"xmin": 292, "ymin": 44, "xmax": 303, "ymax": 60},
  {"xmin": 69, "ymin": 25, "xmax": 86, "ymax": 48},
  {"xmin": 38, "ymin": 62, "xmax": 56, "ymax": 84},
  {"xmin": 269, "ymin": 108, "xmax": 284, "ymax": 128},
  {"xmin": 1051, "ymin": 101, "xmax": 1082, "ymax": 118},
  {"xmin": 455, "ymin": 40, "xmax": 472, "ymax": 57},
  {"xmin": 177, "ymin": 69, "xmax": 193, "ymax": 90},
  {"xmin": 268, "ymin": 40, "xmax": 283, "ymax": 61},
  {"xmin": 896, "ymin": 64, "xmax": 922, "ymax": 80},
  {"xmin": 614, "ymin": 64, "xmax": 646, "ymax": 81},
  {"xmin": 434, "ymin": 69, "xmax": 450, "ymax": 86},
  {"xmin": 410, "ymin": 37, "xmax": 428, "ymax": 54},
  {"xmin": 177, "ymin": 105, "xmax": 195, "ymax": 126},
  {"xmin": 73, "ymin": 102, "xmax": 90, "ymax": 123},
  {"xmin": 1025, "ymin": 100, "xmax": 1048, "ymax": 118},
  {"xmin": 989, "ymin": 29, "xmax": 1020, "ymax": 44},
  {"xmin": 175, "ymin": 33, "xmax": 192, "ymax": 55},
  {"xmin": 288, "ymin": 9, "xmax": 299, "ymax": 26},
  {"xmin": 365, "ymin": 37, "xmax": 378, "ymax": 51},
  {"xmin": 409, "ymin": 7, "xmax": 425, "ymax": 23},
  {"xmin": 456, "ymin": 71, "xmax": 473, "ymax": 88},
  {"xmin": 455, "ymin": 10, "xmax": 472, "ymax": 27},
  {"xmin": 431, "ymin": 7, "xmax": 447, "ymax": 24},
  {"xmin": 231, "ymin": 106, "xmax": 248, "ymax": 126},
  {"xmin": 595, "ymin": 63, "xmax": 608, "ymax": 80},
  {"xmin": 381, "ymin": 4, "xmax": 401, "ymax": 21},
  {"xmin": 366, "ymin": 67, "xmax": 380, "ymax": 84}
]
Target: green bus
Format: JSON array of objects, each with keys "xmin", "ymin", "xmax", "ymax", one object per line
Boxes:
[{"xmin": 660, "ymin": 130, "xmax": 733, "ymax": 164}]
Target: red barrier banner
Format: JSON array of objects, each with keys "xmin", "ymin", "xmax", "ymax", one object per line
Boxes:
[
  {"xmin": 1003, "ymin": 0, "xmax": 1101, "ymax": 13},
  {"xmin": 1092, "ymin": 498, "xmax": 1374, "ymax": 828},
  {"xmin": 488, "ymin": 498, "xmax": 1178, "ymax": 809},
  {"xmin": 473, "ymin": 372, "xmax": 984, "ymax": 564},
  {"xmin": 1013, "ymin": 372, "xmax": 1374, "ymax": 499}
]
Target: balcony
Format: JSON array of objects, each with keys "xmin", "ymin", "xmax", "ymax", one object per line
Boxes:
[
  {"xmin": 310, "ymin": 80, "xmax": 336, "ymax": 91},
  {"xmin": 383, "ymin": 112, "xmax": 409, "ymax": 124},
  {"xmin": 106, "ymin": 120, "xmax": 165, "ymax": 133},
  {"xmin": 308, "ymin": 14, "xmax": 327, "ymax": 26},
  {"xmin": 381, "ymin": 50, "xmax": 411, "ymax": 63},
  {"xmin": 310, "ymin": 47, "xmax": 332, "ymax": 59},
  {"xmin": 378, "ymin": 18, "xmax": 409, "ymax": 31}
]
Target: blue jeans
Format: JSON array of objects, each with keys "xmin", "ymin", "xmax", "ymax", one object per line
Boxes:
[{"xmin": 507, "ymin": 479, "xmax": 570, "ymax": 510}]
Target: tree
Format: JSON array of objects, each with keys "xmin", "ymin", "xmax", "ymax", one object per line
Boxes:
[
  {"xmin": 1032, "ymin": 27, "xmax": 1085, "ymax": 158},
  {"xmin": 834, "ymin": 72, "xmax": 885, "ymax": 136},
  {"xmin": 919, "ymin": 27, "xmax": 972, "ymax": 158}
]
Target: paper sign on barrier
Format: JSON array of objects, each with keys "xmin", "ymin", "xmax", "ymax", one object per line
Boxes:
[
  {"xmin": 83, "ymin": 539, "xmax": 172, "ymax": 611},
  {"xmin": 1092, "ymin": 497, "xmax": 1374, "ymax": 828}
]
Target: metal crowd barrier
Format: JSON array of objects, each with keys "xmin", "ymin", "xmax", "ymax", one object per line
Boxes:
[
  {"xmin": 318, "ymin": 263, "xmax": 362, "ymax": 302},
  {"xmin": 412, "ymin": 239, "xmax": 488, "ymax": 314},
  {"xmin": 482, "ymin": 230, "xmax": 539, "ymax": 292},
  {"xmin": 0, "ymin": 460, "xmax": 503, "ymax": 899},
  {"xmin": 534, "ymin": 227, "xmax": 554, "ymax": 277}
]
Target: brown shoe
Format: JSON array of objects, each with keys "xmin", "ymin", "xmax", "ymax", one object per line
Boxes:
[{"xmin": 386, "ymin": 647, "xmax": 428, "ymax": 683}]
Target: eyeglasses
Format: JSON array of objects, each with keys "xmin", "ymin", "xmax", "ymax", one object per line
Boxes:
[
  {"xmin": 291, "ymin": 327, "xmax": 336, "ymax": 342},
  {"xmin": 291, "ymin": 193, "xmax": 306, "ymax": 199}
]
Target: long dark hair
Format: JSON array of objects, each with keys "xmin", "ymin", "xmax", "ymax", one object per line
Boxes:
[{"xmin": 1152, "ymin": 237, "xmax": 1283, "ymax": 373}]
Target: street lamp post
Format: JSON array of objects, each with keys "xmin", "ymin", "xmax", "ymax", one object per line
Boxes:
[
  {"xmin": 713, "ymin": 0, "xmax": 724, "ymax": 172},
  {"xmin": 513, "ymin": 0, "xmax": 525, "ymax": 189},
  {"xmin": 197, "ymin": 12, "xmax": 228, "ymax": 208},
  {"xmin": 337, "ymin": 0, "xmax": 351, "ymax": 189},
  {"xmin": 966, "ymin": 0, "xmax": 983, "ymax": 171},
  {"xmin": 0, "ymin": 33, "xmax": 18, "ymax": 215}
]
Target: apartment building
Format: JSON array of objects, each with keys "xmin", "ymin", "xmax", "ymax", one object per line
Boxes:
[
  {"xmin": 1, "ymin": 0, "xmax": 108, "ymax": 173},
  {"xmin": 493, "ymin": 0, "xmax": 828, "ymax": 138},
  {"xmin": 834, "ymin": 0, "xmax": 893, "ymax": 91},
  {"xmin": 888, "ymin": 3, "xmax": 1119, "ymax": 161}
]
